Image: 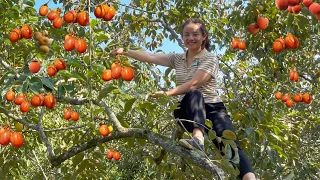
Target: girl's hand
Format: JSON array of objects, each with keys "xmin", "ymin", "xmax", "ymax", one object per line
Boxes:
[
  {"xmin": 150, "ymin": 91, "xmax": 167, "ymax": 98},
  {"xmin": 110, "ymin": 48, "xmax": 124, "ymax": 55}
]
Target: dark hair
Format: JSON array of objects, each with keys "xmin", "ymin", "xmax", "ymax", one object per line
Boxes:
[{"xmin": 180, "ymin": 18, "xmax": 210, "ymax": 51}]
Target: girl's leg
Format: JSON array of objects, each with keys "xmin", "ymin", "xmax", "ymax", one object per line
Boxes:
[
  {"xmin": 173, "ymin": 89, "xmax": 206, "ymax": 150},
  {"xmin": 205, "ymin": 102, "xmax": 255, "ymax": 180}
]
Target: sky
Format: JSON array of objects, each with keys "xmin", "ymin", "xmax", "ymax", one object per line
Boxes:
[{"xmin": 33, "ymin": 0, "xmax": 184, "ymax": 54}]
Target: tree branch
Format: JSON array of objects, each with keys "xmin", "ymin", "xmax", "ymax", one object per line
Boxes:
[
  {"xmin": 50, "ymin": 127, "xmax": 224, "ymax": 179},
  {"xmin": 0, "ymin": 106, "xmax": 37, "ymax": 129},
  {"xmin": 0, "ymin": 56, "xmax": 20, "ymax": 78},
  {"xmin": 158, "ymin": 0, "xmax": 186, "ymax": 52},
  {"xmin": 37, "ymin": 106, "xmax": 55, "ymax": 159}
]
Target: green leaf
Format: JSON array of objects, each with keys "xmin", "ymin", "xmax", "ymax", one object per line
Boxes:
[
  {"xmin": 124, "ymin": 98, "xmax": 136, "ymax": 114},
  {"xmin": 40, "ymin": 77, "xmax": 54, "ymax": 91},
  {"xmin": 98, "ymin": 84, "xmax": 117, "ymax": 99},
  {"xmin": 208, "ymin": 130, "xmax": 216, "ymax": 140},
  {"xmin": 92, "ymin": 64, "xmax": 105, "ymax": 75},
  {"xmin": 57, "ymin": 85, "xmax": 66, "ymax": 98},
  {"xmin": 205, "ymin": 119, "xmax": 212, "ymax": 129},
  {"xmin": 136, "ymin": 138, "xmax": 146, "ymax": 146},
  {"xmin": 224, "ymin": 144, "xmax": 233, "ymax": 160},
  {"xmin": 124, "ymin": 137, "xmax": 135, "ymax": 148},
  {"xmin": 72, "ymin": 152, "xmax": 85, "ymax": 167},
  {"xmin": 164, "ymin": 67, "xmax": 172, "ymax": 77},
  {"xmin": 29, "ymin": 77, "xmax": 43, "ymax": 94}
]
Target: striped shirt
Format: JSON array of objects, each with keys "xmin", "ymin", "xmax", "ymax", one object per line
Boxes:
[{"xmin": 167, "ymin": 48, "xmax": 222, "ymax": 104}]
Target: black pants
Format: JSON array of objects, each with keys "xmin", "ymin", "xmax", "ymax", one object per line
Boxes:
[{"xmin": 174, "ymin": 89, "xmax": 253, "ymax": 179}]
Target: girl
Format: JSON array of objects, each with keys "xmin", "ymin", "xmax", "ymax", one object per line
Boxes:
[{"xmin": 111, "ymin": 18, "xmax": 256, "ymax": 180}]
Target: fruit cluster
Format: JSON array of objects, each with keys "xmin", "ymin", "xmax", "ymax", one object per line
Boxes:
[
  {"xmin": 272, "ymin": 33, "xmax": 299, "ymax": 53},
  {"xmin": 247, "ymin": 15, "xmax": 269, "ymax": 35},
  {"xmin": 47, "ymin": 59, "xmax": 67, "ymax": 77},
  {"xmin": 9, "ymin": 25, "xmax": 33, "ymax": 43},
  {"xmin": 94, "ymin": 4, "xmax": 116, "ymax": 21},
  {"xmin": 275, "ymin": 91, "xmax": 312, "ymax": 107},
  {"xmin": 102, "ymin": 62, "xmax": 134, "ymax": 82},
  {"xmin": 289, "ymin": 68, "xmax": 299, "ymax": 82},
  {"xmin": 34, "ymin": 30, "xmax": 53, "ymax": 53},
  {"xmin": 63, "ymin": 108, "xmax": 79, "ymax": 121},
  {"xmin": 0, "ymin": 125, "xmax": 24, "ymax": 148},
  {"xmin": 106, "ymin": 148, "xmax": 121, "ymax": 161},
  {"xmin": 231, "ymin": 38, "xmax": 246, "ymax": 50},
  {"xmin": 64, "ymin": 33, "xmax": 87, "ymax": 53},
  {"xmin": 5, "ymin": 90, "xmax": 56, "ymax": 112}
]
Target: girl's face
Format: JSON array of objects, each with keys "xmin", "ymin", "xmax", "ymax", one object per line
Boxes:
[{"xmin": 182, "ymin": 23, "xmax": 206, "ymax": 51}]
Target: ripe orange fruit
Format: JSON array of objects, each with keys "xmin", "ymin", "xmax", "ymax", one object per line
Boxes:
[
  {"xmin": 103, "ymin": 5, "xmax": 116, "ymax": 21},
  {"xmin": 289, "ymin": 70, "xmax": 294, "ymax": 80},
  {"xmin": 121, "ymin": 67, "xmax": 134, "ymax": 81},
  {"xmin": 107, "ymin": 151, "xmax": 113, "ymax": 160},
  {"xmin": 113, "ymin": 152, "xmax": 121, "ymax": 161},
  {"xmin": 247, "ymin": 23, "xmax": 259, "ymax": 34},
  {"xmin": 94, "ymin": 5, "xmax": 106, "ymax": 18},
  {"xmin": 272, "ymin": 41, "xmax": 284, "ymax": 52},
  {"xmin": 77, "ymin": 11, "xmax": 89, "ymax": 26},
  {"xmin": 309, "ymin": 2, "xmax": 320, "ymax": 14},
  {"xmin": 47, "ymin": 64, "xmax": 57, "ymax": 76},
  {"xmin": 20, "ymin": 101, "xmax": 30, "ymax": 113},
  {"xmin": 10, "ymin": 132, "xmax": 24, "ymax": 148},
  {"xmin": 64, "ymin": 108, "xmax": 72, "ymax": 120},
  {"xmin": 54, "ymin": 59, "xmax": 66, "ymax": 70},
  {"xmin": 75, "ymin": 38, "xmax": 87, "ymax": 53},
  {"xmin": 293, "ymin": 94, "xmax": 302, "ymax": 102},
  {"xmin": 5, "ymin": 89, "xmax": 15, "ymax": 101},
  {"xmin": 29, "ymin": 61, "xmax": 41, "ymax": 73},
  {"xmin": 39, "ymin": 4, "xmax": 49, "ymax": 16},
  {"xmin": 21, "ymin": 25, "xmax": 32, "ymax": 39},
  {"xmin": 282, "ymin": 94, "xmax": 289, "ymax": 102},
  {"xmin": 9, "ymin": 31, "xmax": 20, "ymax": 43},
  {"xmin": 238, "ymin": 41, "xmax": 246, "ymax": 50},
  {"xmin": 276, "ymin": 0, "xmax": 289, "ymax": 10},
  {"xmin": 231, "ymin": 38, "xmax": 238, "ymax": 49},
  {"xmin": 47, "ymin": 9, "xmax": 60, "ymax": 21},
  {"xmin": 286, "ymin": 99, "xmax": 293, "ymax": 108},
  {"xmin": 44, "ymin": 93, "xmax": 56, "ymax": 109},
  {"xmin": 0, "ymin": 129, "xmax": 12, "ymax": 146},
  {"xmin": 99, "ymin": 125, "xmax": 110, "ymax": 136},
  {"xmin": 14, "ymin": 94, "xmax": 26, "ymax": 105},
  {"xmin": 64, "ymin": 35, "xmax": 75, "ymax": 51},
  {"xmin": 256, "ymin": 16, "xmax": 269, "ymax": 30},
  {"xmin": 288, "ymin": 0, "xmax": 300, "ymax": 6},
  {"xmin": 53, "ymin": 17, "xmax": 63, "ymax": 28},
  {"xmin": 31, "ymin": 94, "xmax": 44, "ymax": 107},
  {"xmin": 303, "ymin": 0, "xmax": 312, "ymax": 7},
  {"xmin": 285, "ymin": 34, "xmax": 298, "ymax": 49},
  {"xmin": 102, "ymin": 69, "xmax": 112, "ymax": 81},
  {"xmin": 111, "ymin": 65, "xmax": 122, "ymax": 79},
  {"xmin": 64, "ymin": 10, "xmax": 77, "ymax": 23},
  {"xmin": 71, "ymin": 111, "xmax": 79, "ymax": 121},
  {"xmin": 302, "ymin": 93, "xmax": 312, "ymax": 104},
  {"xmin": 292, "ymin": 4, "xmax": 302, "ymax": 13},
  {"xmin": 275, "ymin": 92, "xmax": 282, "ymax": 100},
  {"xmin": 293, "ymin": 71, "xmax": 298, "ymax": 82}
]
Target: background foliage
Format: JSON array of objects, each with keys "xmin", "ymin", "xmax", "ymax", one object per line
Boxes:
[{"xmin": 0, "ymin": 0, "xmax": 319, "ymax": 179}]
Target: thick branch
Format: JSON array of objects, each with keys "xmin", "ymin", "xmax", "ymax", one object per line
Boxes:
[{"xmin": 50, "ymin": 127, "xmax": 224, "ymax": 179}]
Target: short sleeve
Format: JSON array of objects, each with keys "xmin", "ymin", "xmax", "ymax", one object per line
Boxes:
[
  {"xmin": 197, "ymin": 55, "xmax": 219, "ymax": 77},
  {"xmin": 166, "ymin": 53, "xmax": 176, "ymax": 69}
]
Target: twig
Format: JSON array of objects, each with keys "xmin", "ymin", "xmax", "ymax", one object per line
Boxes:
[
  {"xmin": 32, "ymin": 150, "xmax": 48, "ymax": 180},
  {"xmin": 0, "ymin": 57, "xmax": 20, "ymax": 79},
  {"xmin": 158, "ymin": 0, "xmax": 186, "ymax": 52},
  {"xmin": 23, "ymin": 124, "xmax": 87, "ymax": 133},
  {"xmin": 0, "ymin": 106, "xmax": 37, "ymax": 129},
  {"xmin": 37, "ymin": 106, "xmax": 55, "ymax": 158}
]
